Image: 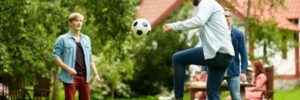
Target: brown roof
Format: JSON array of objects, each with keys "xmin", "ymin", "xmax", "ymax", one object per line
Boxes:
[
  {"xmin": 137, "ymin": 0, "xmax": 182, "ymax": 29},
  {"xmin": 137, "ymin": 0, "xmax": 300, "ymax": 32},
  {"xmin": 222, "ymin": 0, "xmax": 300, "ymax": 32},
  {"xmin": 281, "ymin": 0, "xmax": 300, "ymax": 19}
]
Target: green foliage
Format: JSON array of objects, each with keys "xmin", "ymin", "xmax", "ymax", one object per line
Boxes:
[
  {"xmin": 247, "ymin": 18, "xmax": 295, "ymax": 62},
  {"xmin": 0, "ymin": 0, "xmax": 68, "ymax": 79},
  {"xmin": 91, "ymin": 41, "xmax": 136, "ymax": 99},
  {"xmin": 0, "ymin": 0, "xmax": 137, "ymax": 98},
  {"xmin": 243, "ymin": 0, "xmax": 293, "ymax": 63},
  {"xmin": 78, "ymin": 0, "xmax": 138, "ymax": 99}
]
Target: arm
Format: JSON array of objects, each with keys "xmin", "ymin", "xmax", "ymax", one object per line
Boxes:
[
  {"xmin": 171, "ymin": 1, "xmax": 213, "ymax": 31},
  {"xmin": 90, "ymin": 61, "xmax": 100, "ymax": 83},
  {"xmin": 55, "ymin": 58, "xmax": 76, "ymax": 76},
  {"xmin": 238, "ymin": 29, "xmax": 248, "ymax": 74},
  {"xmin": 52, "ymin": 37, "xmax": 76, "ymax": 75},
  {"xmin": 88, "ymin": 39, "xmax": 100, "ymax": 83},
  {"xmin": 90, "ymin": 62, "xmax": 99, "ymax": 76},
  {"xmin": 237, "ymin": 29, "xmax": 248, "ymax": 81},
  {"xmin": 250, "ymin": 74, "xmax": 267, "ymax": 91}
]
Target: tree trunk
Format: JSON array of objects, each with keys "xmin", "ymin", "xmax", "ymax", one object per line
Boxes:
[
  {"xmin": 246, "ymin": 0, "xmax": 254, "ymax": 57},
  {"xmin": 111, "ymin": 84, "xmax": 114, "ymax": 100},
  {"xmin": 52, "ymin": 66, "xmax": 61, "ymax": 100},
  {"xmin": 263, "ymin": 40, "xmax": 267, "ymax": 58}
]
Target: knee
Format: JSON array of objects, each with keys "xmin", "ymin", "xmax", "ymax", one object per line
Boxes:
[{"xmin": 172, "ymin": 52, "xmax": 181, "ymax": 62}]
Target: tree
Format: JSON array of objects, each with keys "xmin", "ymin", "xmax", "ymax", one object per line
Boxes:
[
  {"xmin": 0, "ymin": 1, "xmax": 71, "ymax": 99},
  {"xmin": 0, "ymin": 0, "xmax": 69, "ymax": 80},
  {"xmin": 0, "ymin": 0, "xmax": 138, "ymax": 99},
  {"xmin": 244, "ymin": 0, "xmax": 296, "ymax": 62},
  {"xmin": 248, "ymin": 19, "xmax": 295, "ymax": 62}
]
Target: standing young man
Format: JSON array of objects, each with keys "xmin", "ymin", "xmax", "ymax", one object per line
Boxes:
[
  {"xmin": 224, "ymin": 9, "xmax": 248, "ymax": 100},
  {"xmin": 52, "ymin": 13, "xmax": 100, "ymax": 100},
  {"xmin": 163, "ymin": 0, "xmax": 234, "ymax": 99}
]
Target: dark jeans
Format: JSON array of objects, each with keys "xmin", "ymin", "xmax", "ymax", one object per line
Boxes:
[
  {"xmin": 172, "ymin": 47, "xmax": 233, "ymax": 100},
  {"xmin": 63, "ymin": 74, "xmax": 90, "ymax": 100}
]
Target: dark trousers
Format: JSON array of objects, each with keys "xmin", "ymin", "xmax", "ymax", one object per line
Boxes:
[
  {"xmin": 172, "ymin": 47, "xmax": 233, "ymax": 100},
  {"xmin": 63, "ymin": 75, "xmax": 90, "ymax": 100}
]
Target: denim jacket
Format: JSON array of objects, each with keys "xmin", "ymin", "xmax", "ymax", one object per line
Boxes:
[
  {"xmin": 227, "ymin": 28, "xmax": 248, "ymax": 76},
  {"xmin": 52, "ymin": 32, "xmax": 92, "ymax": 83}
]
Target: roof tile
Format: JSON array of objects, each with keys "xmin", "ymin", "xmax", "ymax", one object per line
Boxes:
[
  {"xmin": 281, "ymin": 0, "xmax": 300, "ymax": 19},
  {"xmin": 137, "ymin": 0, "xmax": 182, "ymax": 28},
  {"xmin": 224, "ymin": 0, "xmax": 300, "ymax": 32}
]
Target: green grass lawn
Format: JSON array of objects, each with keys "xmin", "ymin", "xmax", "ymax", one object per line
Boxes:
[
  {"xmin": 187, "ymin": 86, "xmax": 300, "ymax": 100},
  {"xmin": 197, "ymin": 86, "xmax": 300, "ymax": 100},
  {"xmin": 49, "ymin": 86, "xmax": 300, "ymax": 100},
  {"xmin": 274, "ymin": 86, "xmax": 300, "ymax": 100},
  {"xmin": 185, "ymin": 91, "xmax": 230, "ymax": 100}
]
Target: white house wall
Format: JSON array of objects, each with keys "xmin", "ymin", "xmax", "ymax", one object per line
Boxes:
[{"xmin": 268, "ymin": 48, "xmax": 296, "ymax": 75}]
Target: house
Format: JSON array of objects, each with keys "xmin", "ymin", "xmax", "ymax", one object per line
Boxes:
[
  {"xmin": 137, "ymin": 0, "xmax": 300, "ymax": 90},
  {"xmin": 221, "ymin": 0, "xmax": 300, "ymax": 90},
  {"xmin": 276, "ymin": 0, "xmax": 300, "ymax": 89}
]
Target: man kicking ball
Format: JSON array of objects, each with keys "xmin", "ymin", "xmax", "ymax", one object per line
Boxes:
[{"xmin": 163, "ymin": 0, "xmax": 234, "ymax": 99}]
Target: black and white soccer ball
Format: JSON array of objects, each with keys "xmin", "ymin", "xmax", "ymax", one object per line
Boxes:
[{"xmin": 131, "ymin": 18, "xmax": 151, "ymax": 36}]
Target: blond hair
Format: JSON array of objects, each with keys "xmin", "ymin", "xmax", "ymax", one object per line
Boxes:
[{"xmin": 68, "ymin": 13, "xmax": 84, "ymax": 22}]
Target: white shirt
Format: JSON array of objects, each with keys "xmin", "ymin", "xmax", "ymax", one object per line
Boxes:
[{"xmin": 171, "ymin": 0, "xmax": 234, "ymax": 59}]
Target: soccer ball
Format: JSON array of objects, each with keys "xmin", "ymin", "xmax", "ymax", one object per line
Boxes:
[{"xmin": 131, "ymin": 18, "xmax": 151, "ymax": 36}]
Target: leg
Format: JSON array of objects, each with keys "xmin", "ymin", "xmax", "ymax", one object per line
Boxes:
[
  {"xmin": 227, "ymin": 76, "xmax": 241, "ymax": 100},
  {"xmin": 195, "ymin": 91, "xmax": 206, "ymax": 100},
  {"xmin": 63, "ymin": 82, "xmax": 77, "ymax": 100},
  {"xmin": 205, "ymin": 52, "xmax": 233, "ymax": 100},
  {"xmin": 78, "ymin": 75, "xmax": 90, "ymax": 100},
  {"xmin": 172, "ymin": 47, "xmax": 206, "ymax": 99},
  {"xmin": 206, "ymin": 67, "xmax": 227, "ymax": 100},
  {"xmin": 189, "ymin": 89, "xmax": 196, "ymax": 100}
]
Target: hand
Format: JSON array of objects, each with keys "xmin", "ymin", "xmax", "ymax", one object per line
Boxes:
[
  {"xmin": 94, "ymin": 74, "xmax": 101, "ymax": 83},
  {"xmin": 240, "ymin": 73, "xmax": 247, "ymax": 83},
  {"xmin": 200, "ymin": 71, "xmax": 207, "ymax": 81},
  {"xmin": 162, "ymin": 24, "xmax": 172, "ymax": 32},
  {"xmin": 67, "ymin": 67, "xmax": 77, "ymax": 76}
]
